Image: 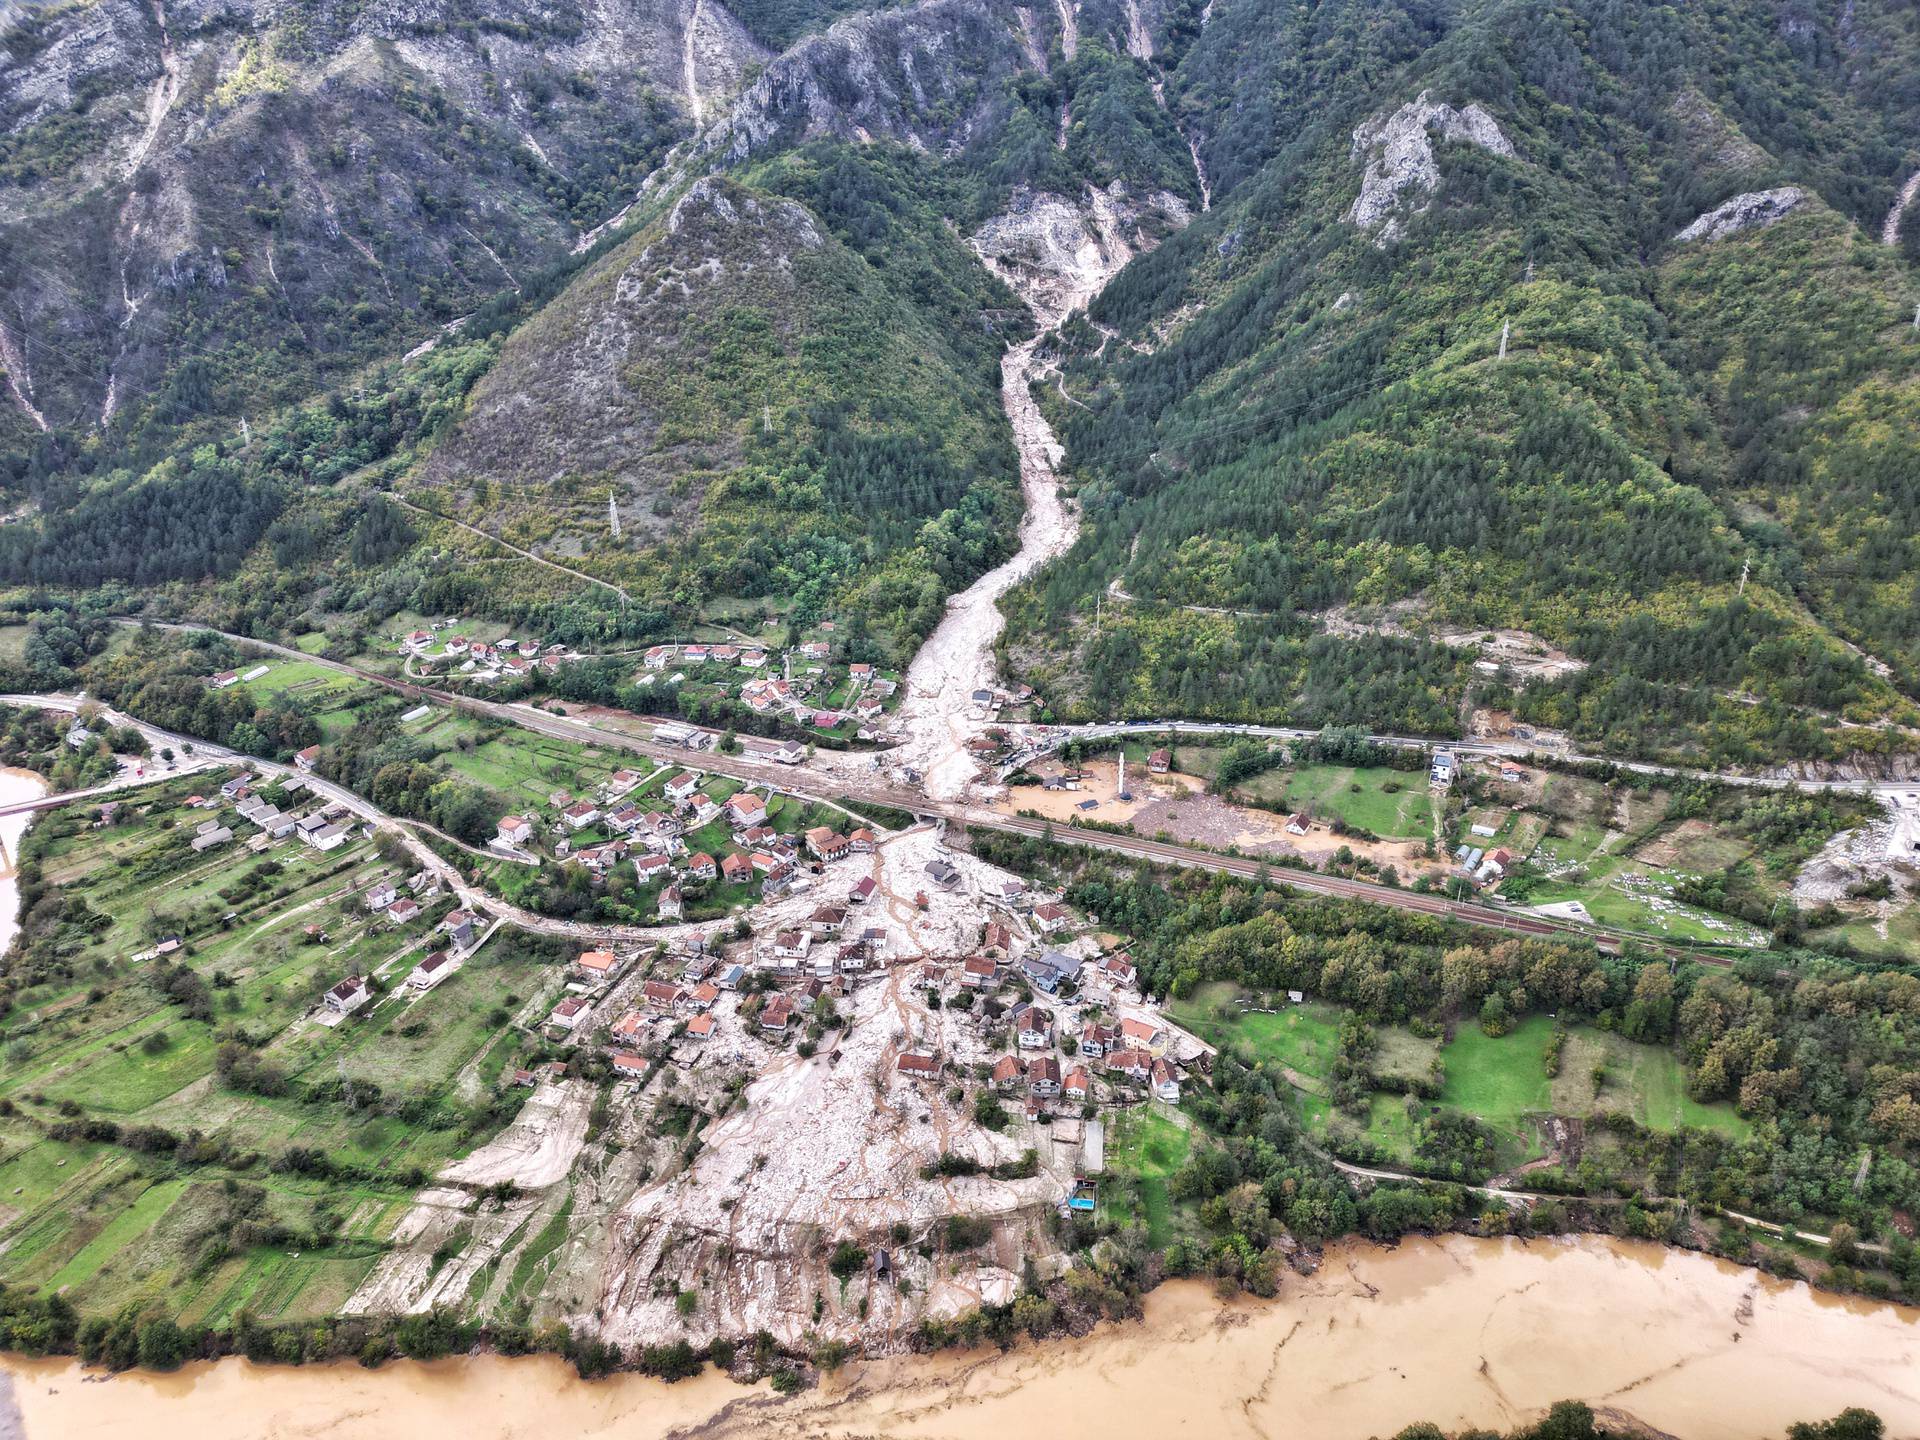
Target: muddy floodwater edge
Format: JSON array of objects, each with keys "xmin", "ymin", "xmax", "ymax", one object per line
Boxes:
[{"xmin": 6, "ymin": 1234, "xmax": 1920, "ymax": 1440}]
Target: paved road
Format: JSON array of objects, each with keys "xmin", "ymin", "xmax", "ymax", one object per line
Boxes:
[
  {"xmin": 83, "ymin": 623, "xmax": 1835, "ymax": 957},
  {"xmin": 1023, "ymin": 719, "xmax": 1920, "ymax": 801}
]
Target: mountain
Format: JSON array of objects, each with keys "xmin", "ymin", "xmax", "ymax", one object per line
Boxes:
[
  {"xmin": 998, "ymin": 0, "xmax": 1920, "ymax": 768},
  {"xmin": 0, "ymin": 0, "xmax": 763, "ymax": 459},
  {"xmin": 2, "ymin": 0, "xmax": 1919, "ymax": 768}
]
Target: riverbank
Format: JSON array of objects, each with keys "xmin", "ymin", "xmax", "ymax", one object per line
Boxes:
[
  {"xmin": 7, "ymin": 1235, "xmax": 1917, "ymax": 1440},
  {"xmin": 0, "ymin": 766, "xmax": 51, "ymax": 958}
]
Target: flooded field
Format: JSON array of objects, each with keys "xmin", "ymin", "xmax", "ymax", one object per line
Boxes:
[{"xmin": 9, "ymin": 1234, "xmax": 1918, "ymax": 1440}]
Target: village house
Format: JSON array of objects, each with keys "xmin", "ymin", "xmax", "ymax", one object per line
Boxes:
[
  {"xmin": 1014, "ymin": 1006, "xmax": 1054, "ymax": 1050},
  {"xmin": 611, "ymin": 1052, "xmax": 649, "ymax": 1078},
  {"xmin": 496, "ymin": 815, "xmax": 534, "ymax": 848},
  {"xmin": 606, "ymin": 804, "xmax": 644, "ymax": 834},
  {"xmin": 1022, "ymin": 950, "xmax": 1079, "ymax": 995},
  {"xmin": 407, "ymin": 950, "xmax": 458, "ymax": 991},
  {"xmin": 441, "ymin": 910, "xmax": 477, "ymax": 948},
  {"xmin": 191, "ymin": 825, "xmax": 233, "ymax": 852},
  {"xmin": 548, "ymin": 996, "xmax": 590, "ymax": 1034},
  {"xmin": 1152, "ymin": 1058, "xmax": 1182, "ymax": 1103},
  {"xmin": 961, "ymin": 955, "xmax": 999, "ymax": 989},
  {"xmin": 760, "ymin": 994, "xmax": 795, "ymax": 1034},
  {"xmin": 1027, "ymin": 1055, "xmax": 1062, "ymax": 1098},
  {"xmin": 1120, "ymin": 1016, "xmax": 1166, "ymax": 1053},
  {"xmin": 364, "ymin": 882, "xmax": 398, "ymax": 912},
  {"xmin": 925, "ymin": 859, "xmax": 961, "ymax": 891},
  {"xmin": 740, "ymin": 649, "xmax": 768, "ymax": 669},
  {"xmin": 325, "ymin": 975, "xmax": 372, "ymax": 1015},
  {"xmin": 1101, "ymin": 953, "xmax": 1138, "ymax": 988},
  {"xmin": 847, "ymin": 827, "xmax": 876, "ymax": 854},
  {"xmin": 633, "ymin": 811, "xmax": 682, "ymax": 852},
  {"xmin": 847, "ymin": 874, "xmax": 878, "ymax": 905},
  {"xmin": 805, "ymin": 826, "xmax": 849, "ymax": 862},
  {"xmin": 562, "ymin": 800, "xmax": 602, "ymax": 830},
  {"xmin": 992, "ymin": 1055, "xmax": 1025, "ymax": 1092},
  {"xmin": 981, "ymin": 920, "xmax": 1016, "ymax": 958},
  {"xmin": 658, "ymin": 884, "xmax": 684, "ymax": 921},
  {"xmin": 721, "ymin": 852, "xmax": 752, "ymax": 884},
  {"xmin": 1032, "ymin": 901, "xmax": 1072, "ymax": 933},
  {"xmin": 685, "ymin": 791, "xmax": 724, "ymax": 827},
  {"xmin": 612, "ymin": 1011, "xmax": 646, "ymax": 1041},
  {"xmin": 897, "ymin": 1051, "xmax": 940, "ymax": 1079},
  {"xmin": 633, "ymin": 853, "xmax": 673, "ymax": 885},
  {"xmin": 1105, "ymin": 1047, "xmax": 1152, "ymax": 1082},
  {"xmin": 685, "ymin": 852, "xmax": 718, "ymax": 882},
  {"xmin": 726, "ymin": 792, "xmax": 770, "ymax": 830},
  {"xmin": 295, "ymin": 745, "xmax": 321, "ymax": 773},
  {"xmin": 687, "ymin": 981, "xmax": 719, "ymax": 1011},
  {"xmin": 769, "ymin": 739, "xmax": 806, "ymax": 765},
  {"xmin": 1148, "ymin": 748, "xmax": 1171, "ymax": 774},
  {"xmin": 308, "ymin": 822, "xmax": 349, "ymax": 851},
  {"xmin": 1064, "ymin": 1066, "xmax": 1091, "ymax": 1102},
  {"xmin": 643, "ymin": 645, "xmax": 675, "ymax": 669},
  {"xmin": 663, "ymin": 771, "xmax": 701, "ymax": 802},
  {"xmin": 773, "ymin": 930, "xmax": 812, "ymax": 961},
  {"xmin": 386, "ymin": 898, "xmax": 422, "ymax": 925},
  {"xmin": 575, "ymin": 949, "xmax": 620, "ymax": 981},
  {"xmin": 687, "ymin": 1014, "xmax": 717, "ymax": 1040},
  {"xmin": 715, "ymin": 961, "xmax": 746, "ymax": 990},
  {"xmin": 808, "ymin": 904, "xmax": 846, "ymax": 936},
  {"xmin": 1080, "ymin": 1021, "xmax": 1116, "ymax": 1057},
  {"xmin": 682, "ymin": 644, "xmax": 710, "ymax": 665},
  {"xmin": 644, "ymin": 979, "xmax": 689, "ymax": 1013},
  {"xmin": 799, "ymin": 641, "xmax": 830, "ymax": 661},
  {"xmin": 208, "ymin": 670, "xmax": 239, "ymax": 689}
]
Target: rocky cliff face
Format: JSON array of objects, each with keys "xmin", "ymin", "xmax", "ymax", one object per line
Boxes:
[
  {"xmin": 0, "ymin": 0, "xmax": 767, "ymax": 439},
  {"xmin": 697, "ymin": 0, "xmax": 1033, "ymax": 167},
  {"xmin": 1673, "ymin": 186, "xmax": 1808, "ymax": 244},
  {"xmin": 1344, "ymin": 88, "xmax": 1516, "ymax": 244}
]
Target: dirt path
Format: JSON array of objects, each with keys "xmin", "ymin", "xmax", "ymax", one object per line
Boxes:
[{"xmin": 389, "ymin": 495, "xmax": 633, "ymax": 604}]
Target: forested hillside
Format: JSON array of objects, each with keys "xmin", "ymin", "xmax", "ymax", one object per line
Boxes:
[
  {"xmin": 3, "ymin": 0, "xmax": 1919, "ymax": 764},
  {"xmin": 1002, "ymin": 0, "xmax": 1920, "ymax": 767}
]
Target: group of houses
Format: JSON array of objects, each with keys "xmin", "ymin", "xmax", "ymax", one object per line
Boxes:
[
  {"xmin": 641, "ymin": 640, "xmax": 906, "ymax": 737},
  {"xmin": 182, "ymin": 771, "xmax": 358, "ymax": 856},
  {"xmin": 324, "ymin": 886, "xmax": 486, "ymax": 1020},
  {"xmin": 898, "ymin": 917, "xmax": 1191, "ymax": 1114},
  {"xmin": 494, "ymin": 768, "xmax": 876, "ymax": 919},
  {"xmin": 399, "ymin": 619, "xmax": 583, "ymax": 683}
]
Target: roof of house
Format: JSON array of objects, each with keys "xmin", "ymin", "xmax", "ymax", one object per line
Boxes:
[{"xmin": 576, "ymin": 949, "xmax": 618, "ymax": 972}]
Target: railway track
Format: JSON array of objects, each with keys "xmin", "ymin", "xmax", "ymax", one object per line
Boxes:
[{"xmin": 105, "ymin": 621, "xmax": 1746, "ymax": 961}]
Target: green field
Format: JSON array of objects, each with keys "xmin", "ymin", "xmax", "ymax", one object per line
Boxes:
[
  {"xmin": 1254, "ymin": 765, "xmax": 1435, "ymax": 840},
  {"xmin": 1104, "ymin": 1106, "xmax": 1192, "ymax": 1248},
  {"xmin": 0, "ymin": 773, "xmax": 556, "ymax": 1324},
  {"xmin": 1170, "ymin": 985, "xmax": 1747, "ymax": 1177}
]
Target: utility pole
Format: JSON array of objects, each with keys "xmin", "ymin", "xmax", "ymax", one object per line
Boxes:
[
  {"xmin": 239, "ymin": 416, "xmax": 251, "ymax": 448},
  {"xmin": 1498, "ymin": 319, "xmax": 1511, "ymax": 361},
  {"xmin": 1737, "ymin": 552, "xmax": 1751, "ymax": 596},
  {"xmin": 608, "ymin": 491, "xmax": 621, "ymax": 540}
]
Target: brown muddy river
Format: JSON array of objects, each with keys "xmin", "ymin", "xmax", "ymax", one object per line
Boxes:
[{"xmin": 7, "ymin": 1236, "xmax": 1919, "ymax": 1440}]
